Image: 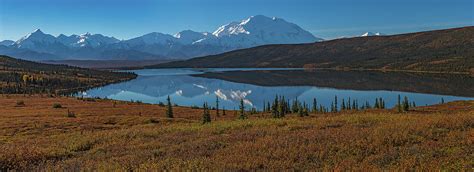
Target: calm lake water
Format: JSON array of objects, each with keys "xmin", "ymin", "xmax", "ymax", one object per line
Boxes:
[{"xmin": 81, "ymin": 68, "xmax": 474, "ymax": 110}]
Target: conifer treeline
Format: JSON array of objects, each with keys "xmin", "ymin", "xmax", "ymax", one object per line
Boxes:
[
  {"xmin": 397, "ymin": 95, "xmax": 417, "ymax": 113},
  {"xmin": 260, "ymin": 95, "xmax": 420, "ymax": 117},
  {"xmin": 164, "ymin": 94, "xmax": 422, "ymax": 124},
  {"xmin": 261, "ymin": 95, "xmax": 387, "ymax": 117}
]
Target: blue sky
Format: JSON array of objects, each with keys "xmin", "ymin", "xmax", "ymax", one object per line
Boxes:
[{"xmin": 0, "ymin": 0, "xmax": 472, "ymax": 41}]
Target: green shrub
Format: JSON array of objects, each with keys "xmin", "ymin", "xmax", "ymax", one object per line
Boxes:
[
  {"xmin": 148, "ymin": 118, "xmax": 160, "ymax": 124},
  {"xmin": 67, "ymin": 110, "xmax": 76, "ymax": 118},
  {"xmin": 158, "ymin": 102, "xmax": 165, "ymax": 107},
  {"xmin": 15, "ymin": 100, "xmax": 25, "ymax": 107},
  {"xmin": 52, "ymin": 103, "xmax": 62, "ymax": 108}
]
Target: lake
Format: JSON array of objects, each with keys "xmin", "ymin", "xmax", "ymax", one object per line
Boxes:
[{"xmin": 81, "ymin": 68, "xmax": 474, "ymax": 110}]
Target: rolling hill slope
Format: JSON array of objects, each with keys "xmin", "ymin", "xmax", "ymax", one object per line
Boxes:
[
  {"xmin": 0, "ymin": 55, "xmax": 136, "ymax": 94},
  {"xmin": 152, "ymin": 27, "xmax": 474, "ymax": 73}
]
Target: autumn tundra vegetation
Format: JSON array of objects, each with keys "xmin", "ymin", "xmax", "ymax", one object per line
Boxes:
[{"xmin": 0, "ymin": 94, "xmax": 472, "ymax": 171}]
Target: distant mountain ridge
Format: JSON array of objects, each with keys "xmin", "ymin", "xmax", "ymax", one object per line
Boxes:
[
  {"xmin": 360, "ymin": 32, "xmax": 384, "ymax": 37},
  {"xmin": 152, "ymin": 26, "xmax": 474, "ymax": 74},
  {"xmin": 55, "ymin": 32, "xmax": 120, "ymax": 48},
  {"xmin": 0, "ymin": 40, "xmax": 14, "ymax": 46},
  {"xmin": 0, "ymin": 15, "xmax": 321, "ymax": 61}
]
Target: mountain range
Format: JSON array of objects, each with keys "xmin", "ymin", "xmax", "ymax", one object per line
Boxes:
[
  {"xmin": 152, "ymin": 26, "xmax": 474, "ymax": 74},
  {"xmin": 0, "ymin": 15, "xmax": 322, "ymax": 61}
]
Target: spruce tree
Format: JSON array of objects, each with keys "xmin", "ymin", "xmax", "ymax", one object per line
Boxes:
[
  {"xmin": 312, "ymin": 98, "xmax": 318, "ymax": 113},
  {"xmin": 298, "ymin": 105, "xmax": 304, "ymax": 117},
  {"xmin": 281, "ymin": 96, "xmax": 287, "ymax": 116},
  {"xmin": 441, "ymin": 98, "xmax": 445, "ymax": 104},
  {"xmin": 292, "ymin": 97, "xmax": 299, "ymax": 113},
  {"xmin": 215, "ymin": 96, "xmax": 220, "ymax": 117},
  {"xmin": 403, "ymin": 96, "xmax": 409, "ymax": 111},
  {"xmin": 304, "ymin": 103, "xmax": 309, "ymax": 116},
  {"xmin": 250, "ymin": 107, "xmax": 257, "ymax": 115},
  {"xmin": 300, "ymin": 102, "xmax": 305, "ymax": 116},
  {"xmin": 374, "ymin": 98, "xmax": 380, "ymax": 109},
  {"xmin": 397, "ymin": 95, "xmax": 402, "ymax": 113},
  {"xmin": 330, "ymin": 102, "xmax": 335, "ymax": 113},
  {"xmin": 299, "ymin": 102, "xmax": 309, "ymax": 117},
  {"xmin": 347, "ymin": 98, "xmax": 351, "ymax": 110},
  {"xmin": 166, "ymin": 95, "xmax": 173, "ymax": 118},
  {"xmin": 239, "ymin": 99, "xmax": 247, "ymax": 119},
  {"xmin": 355, "ymin": 100, "xmax": 359, "ymax": 110},
  {"xmin": 341, "ymin": 98, "xmax": 346, "ymax": 110},
  {"xmin": 278, "ymin": 98, "xmax": 284, "ymax": 118},
  {"xmin": 334, "ymin": 95, "xmax": 338, "ymax": 112},
  {"xmin": 281, "ymin": 96, "xmax": 287, "ymax": 115},
  {"xmin": 272, "ymin": 95, "xmax": 279, "ymax": 118},
  {"xmin": 381, "ymin": 99, "xmax": 385, "ymax": 109},
  {"xmin": 202, "ymin": 103, "xmax": 211, "ymax": 124},
  {"xmin": 380, "ymin": 98, "xmax": 383, "ymax": 108},
  {"xmin": 287, "ymin": 100, "xmax": 291, "ymax": 114},
  {"xmin": 352, "ymin": 100, "xmax": 356, "ymax": 110}
]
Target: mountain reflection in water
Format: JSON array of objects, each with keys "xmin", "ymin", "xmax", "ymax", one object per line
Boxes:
[{"xmin": 83, "ymin": 69, "xmax": 474, "ymax": 110}]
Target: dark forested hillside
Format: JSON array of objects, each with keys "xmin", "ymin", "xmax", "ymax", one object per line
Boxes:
[
  {"xmin": 0, "ymin": 55, "xmax": 136, "ymax": 94},
  {"xmin": 195, "ymin": 70, "xmax": 474, "ymax": 97},
  {"xmin": 152, "ymin": 27, "xmax": 474, "ymax": 73}
]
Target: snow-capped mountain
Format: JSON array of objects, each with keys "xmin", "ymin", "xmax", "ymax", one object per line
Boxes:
[
  {"xmin": 122, "ymin": 32, "xmax": 175, "ymax": 46},
  {"xmin": 14, "ymin": 29, "xmax": 119, "ymax": 49},
  {"xmin": 174, "ymin": 30, "xmax": 211, "ymax": 45},
  {"xmin": 1, "ymin": 15, "xmax": 322, "ymax": 61},
  {"xmin": 51, "ymin": 33, "xmax": 120, "ymax": 48},
  {"xmin": 361, "ymin": 32, "xmax": 384, "ymax": 37},
  {"xmin": 73, "ymin": 33, "xmax": 120, "ymax": 47},
  {"xmin": 206, "ymin": 15, "xmax": 321, "ymax": 47},
  {"xmin": 56, "ymin": 34, "xmax": 78, "ymax": 47},
  {"xmin": 13, "ymin": 29, "xmax": 60, "ymax": 51},
  {"xmin": 77, "ymin": 33, "xmax": 120, "ymax": 47},
  {"xmin": 12, "ymin": 29, "xmax": 120, "ymax": 52}
]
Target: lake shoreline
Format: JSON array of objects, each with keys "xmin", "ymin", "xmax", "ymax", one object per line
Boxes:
[
  {"xmin": 138, "ymin": 66, "xmax": 473, "ymax": 75},
  {"xmin": 79, "ymin": 68, "xmax": 473, "ymax": 111}
]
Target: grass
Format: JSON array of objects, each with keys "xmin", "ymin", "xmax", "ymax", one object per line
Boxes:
[{"xmin": 0, "ymin": 94, "xmax": 472, "ymax": 170}]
